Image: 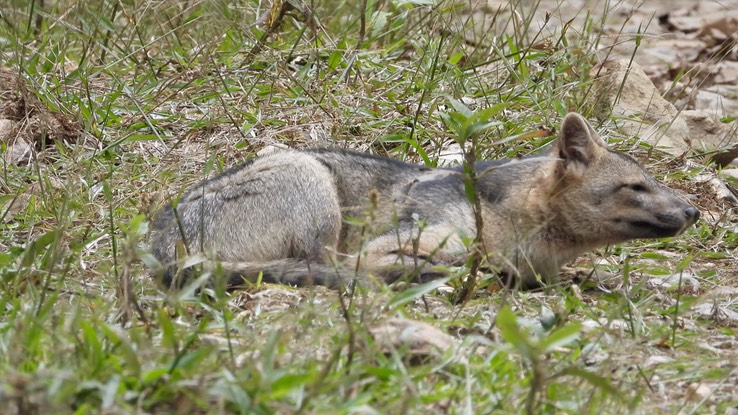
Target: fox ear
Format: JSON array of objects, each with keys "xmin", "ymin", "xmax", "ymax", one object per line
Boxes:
[{"xmin": 558, "ymin": 113, "xmax": 607, "ymax": 166}]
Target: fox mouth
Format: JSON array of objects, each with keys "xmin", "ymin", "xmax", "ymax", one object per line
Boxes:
[{"xmin": 625, "ymin": 219, "xmax": 691, "ymax": 238}]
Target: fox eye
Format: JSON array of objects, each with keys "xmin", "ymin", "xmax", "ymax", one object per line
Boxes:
[{"xmin": 617, "ymin": 183, "xmax": 648, "ymax": 192}]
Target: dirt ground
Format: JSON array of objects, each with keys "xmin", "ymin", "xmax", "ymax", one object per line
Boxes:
[{"xmin": 532, "ymin": 0, "xmax": 738, "ymax": 114}]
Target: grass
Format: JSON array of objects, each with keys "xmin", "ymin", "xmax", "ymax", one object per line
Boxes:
[{"xmin": 0, "ymin": 0, "xmax": 736, "ymax": 414}]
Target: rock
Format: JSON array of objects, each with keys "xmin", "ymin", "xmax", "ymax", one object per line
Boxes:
[
  {"xmin": 693, "ymin": 88, "xmax": 738, "ymax": 118},
  {"xmin": 3, "ymin": 139, "xmax": 33, "ymax": 165},
  {"xmin": 696, "ymin": 15, "xmax": 738, "ymax": 41},
  {"xmin": 437, "ymin": 142, "xmax": 464, "ymax": 166},
  {"xmin": 581, "ymin": 318, "xmax": 630, "ymax": 333},
  {"xmin": 682, "ymin": 110, "xmax": 738, "ymax": 166},
  {"xmin": 1, "ymin": 193, "xmax": 30, "ymax": 223},
  {"xmin": 644, "ymin": 355, "xmax": 674, "ymax": 367},
  {"xmin": 366, "ymin": 317, "xmax": 456, "ymax": 361},
  {"xmin": 647, "ymin": 273, "xmax": 701, "ymax": 293},
  {"xmin": 592, "ymin": 60, "xmax": 691, "ymax": 156},
  {"xmin": 695, "ymin": 172, "xmax": 738, "ymax": 203},
  {"xmin": 713, "ymin": 61, "xmax": 738, "ymax": 85},
  {"xmin": 693, "ymin": 302, "xmax": 738, "ymax": 325},
  {"xmin": 720, "ymin": 167, "xmax": 738, "ymax": 180},
  {"xmin": 0, "ymin": 118, "xmax": 34, "ymax": 165},
  {"xmin": 0, "ymin": 118, "xmax": 14, "ymax": 139},
  {"xmin": 579, "ymin": 342, "xmax": 609, "ymax": 366},
  {"xmin": 642, "ymin": 38, "xmax": 705, "ymax": 65},
  {"xmin": 685, "ymin": 382, "xmax": 713, "ymax": 402}
]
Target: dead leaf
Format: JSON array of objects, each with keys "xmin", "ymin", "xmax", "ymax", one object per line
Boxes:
[
  {"xmin": 0, "ymin": 69, "xmax": 81, "ymax": 150},
  {"xmin": 693, "ymin": 302, "xmax": 738, "ymax": 326},
  {"xmin": 2, "ymin": 193, "xmax": 31, "ymax": 223},
  {"xmin": 367, "ymin": 317, "xmax": 456, "ymax": 362},
  {"xmin": 3, "ymin": 137, "xmax": 33, "ymax": 165}
]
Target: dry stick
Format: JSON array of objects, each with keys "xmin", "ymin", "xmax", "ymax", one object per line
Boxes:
[
  {"xmin": 525, "ymin": 357, "xmax": 544, "ymax": 415},
  {"xmin": 248, "ymin": 0, "xmax": 295, "ymax": 59},
  {"xmin": 119, "ymin": 248, "xmax": 149, "ymax": 326},
  {"xmin": 455, "ymin": 143, "xmax": 484, "ymax": 305},
  {"xmin": 209, "ymin": 56, "xmax": 252, "ymax": 146},
  {"xmin": 294, "ymin": 344, "xmax": 343, "ymax": 415},
  {"xmin": 356, "ymin": 0, "xmax": 369, "ymax": 49},
  {"xmin": 340, "ymin": 190, "xmax": 379, "ymax": 375},
  {"xmin": 27, "ymin": 0, "xmax": 43, "ymax": 38},
  {"xmin": 582, "ymin": 6, "xmax": 643, "ymax": 113},
  {"xmin": 99, "ymin": 1, "xmax": 120, "ymax": 65},
  {"xmin": 407, "ymin": 33, "xmax": 445, "ymax": 156},
  {"xmin": 336, "ymin": 279, "xmax": 357, "ymax": 378},
  {"xmin": 34, "ymin": 0, "xmax": 44, "ymax": 35}
]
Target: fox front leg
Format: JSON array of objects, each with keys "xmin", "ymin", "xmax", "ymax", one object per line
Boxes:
[{"xmin": 356, "ymin": 225, "xmax": 469, "ymax": 284}]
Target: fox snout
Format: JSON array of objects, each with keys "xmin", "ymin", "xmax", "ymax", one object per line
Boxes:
[
  {"xmin": 662, "ymin": 205, "xmax": 700, "ymax": 235},
  {"xmin": 684, "ymin": 206, "xmax": 700, "ymax": 224},
  {"xmin": 680, "ymin": 205, "xmax": 701, "ymax": 233},
  {"xmin": 623, "ymin": 202, "xmax": 700, "ymax": 239}
]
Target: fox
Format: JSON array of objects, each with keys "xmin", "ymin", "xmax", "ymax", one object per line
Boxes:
[{"xmin": 150, "ymin": 112, "xmax": 700, "ymax": 290}]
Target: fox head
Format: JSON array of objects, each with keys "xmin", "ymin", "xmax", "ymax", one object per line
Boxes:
[
  {"xmin": 550, "ymin": 113, "xmax": 699, "ymax": 245},
  {"xmin": 505, "ymin": 113, "xmax": 700, "ymax": 287}
]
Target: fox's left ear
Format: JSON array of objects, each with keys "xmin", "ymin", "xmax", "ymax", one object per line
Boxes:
[{"xmin": 558, "ymin": 113, "xmax": 607, "ymax": 166}]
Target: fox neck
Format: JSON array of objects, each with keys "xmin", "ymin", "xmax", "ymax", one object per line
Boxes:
[
  {"xmin": 494, "ymin": 166, "xmax": 593, "ymax": 286},
  {"xmin": 509, "ymin": 218, "xmax": 591, "ymax": 287}
]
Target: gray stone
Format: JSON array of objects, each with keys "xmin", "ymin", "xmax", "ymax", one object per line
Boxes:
[
  {"xmin": 592, "ymin": 60, "xmax": 692, "ymax": 156},
  {"xmin": 682, "ymin": 110, "xmax": 738, "ymax": 166}
]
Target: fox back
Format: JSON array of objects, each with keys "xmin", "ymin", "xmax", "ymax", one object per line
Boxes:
[{"xmin": 150, "ymin": 113, "xmax": 699, "ymax": 289}]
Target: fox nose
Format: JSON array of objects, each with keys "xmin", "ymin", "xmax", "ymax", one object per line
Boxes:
[{"xmin": 685, "ymin": 206, "xmax": 700, "ymax": 223}]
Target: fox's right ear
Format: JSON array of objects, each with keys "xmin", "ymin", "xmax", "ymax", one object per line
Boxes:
[{"xmin": 558, "ymin": 113, "xmax": 607, "ymax": 166}]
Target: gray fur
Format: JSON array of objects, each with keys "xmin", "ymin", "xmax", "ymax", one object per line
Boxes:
[{"xmin": 150, "ymin": 113, "xmax": 700, "ymax": 289}]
